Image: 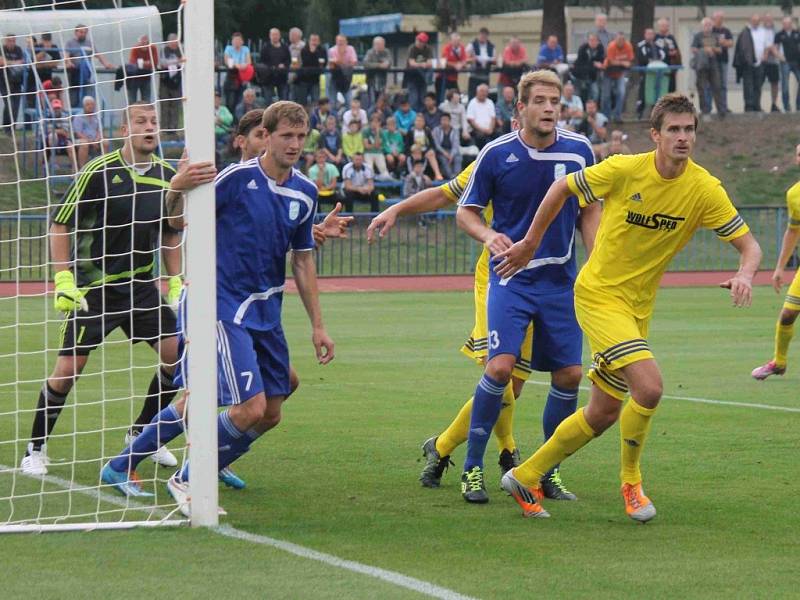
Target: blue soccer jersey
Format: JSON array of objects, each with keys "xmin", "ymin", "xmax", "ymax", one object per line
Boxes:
[
  {"xmin": 459, "ymin": 128, "xmax": 594, "ymax": 292},
  {"xmin": 214, "ymin": 158, "xmax": 317, "ymax": 331}
]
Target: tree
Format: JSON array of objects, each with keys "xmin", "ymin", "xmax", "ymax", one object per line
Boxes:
[
  {"xmin": 541, "ymin": 0, "xmax": 567, "ymax": 53},
  {"xmin": 630, "ymin": 0, "xmax": 656, "ymax": 46}
]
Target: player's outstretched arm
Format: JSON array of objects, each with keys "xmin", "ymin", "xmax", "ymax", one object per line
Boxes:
[
  {"xmin": 719, "ymin": 232, "xmax": 762, "ymax": 308},
  {"xmin": 456, "ymin": 205, "xmax": 512, "ymax": 254},
  {"xmin": 366, "ymin": 187, "xmax": 451, "ymax": 243},
  {"xmin": 313, "ymin": 202, "xmax": 354, "ymax": 246},
  {"xmin": 494, "ymin": 177, "xmax": 572, "ymax": 279},
  {"xmin": 772, "ymin": 227, "xmax": 800, "ymax": 293},
  {"xmin": 165, "ymin": 151, "xmax": 217, "ymax": 230},
  {"xmin": 291, "ymin": 250, "xmax": 334, "ymax": 364}
]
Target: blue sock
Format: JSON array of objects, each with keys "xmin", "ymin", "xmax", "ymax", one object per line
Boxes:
[
  {"xmin": 464, "ymin": 374, "xmax": 506, "ymax": 471},
  {"xmin": 542, "ymin": 384, "xmax": 579, "ymax": 478},
  {"xmin": 109, "ymin": 404, "xmax": 183, "ymax": 473},
  {"xmin": 178, "ymin": 411, "xmax": 260, "ymax": 482}
]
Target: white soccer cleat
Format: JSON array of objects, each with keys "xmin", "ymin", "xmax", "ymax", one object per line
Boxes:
[
  {"xmin": 166, "ymin": 475, "xmax": 226, "ymax": 518},
  {"xmin": 124, "ymin": 431, "xmax": 178, "ymax": 468},
  {"xmin": 20, "ymin": 443, "xmax": 49, "ymax": 476}
]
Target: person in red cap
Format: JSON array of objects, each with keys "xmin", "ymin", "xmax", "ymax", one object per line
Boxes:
[
  {"xmin": 47, "ymin": 97, "xmax": 76, "ymax": 169},
  {"xmin": 404, "ymin": 31, "xmax": 433, "ymax": 111}
]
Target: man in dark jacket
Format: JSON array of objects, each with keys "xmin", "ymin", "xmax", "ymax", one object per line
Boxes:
[
  {"xmin": 259, "ymin": 28, "xmax": 291, "ymax": 104},
  {"xmin": 733, "ymin": 15, "xmax": 761, "ymax": 112},
  {"xmin": 573, "ymin": 34, "xmax": 605, "ymax": 104}
]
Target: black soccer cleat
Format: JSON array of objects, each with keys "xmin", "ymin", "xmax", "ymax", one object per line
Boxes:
[
  {"xmin": 461, "ymin": 466, "xmax": 489, "ymax": 503},
  {"xmin": 419, "ymin": 436, "xmax": 453, "ymax": 488},
  {"xmin": 540, "ymin": 468, "xmax": 578, "ymax": 501},
  {"xmin": 498, "ymin": 448, "xmax": 520, "ymax": 477}
]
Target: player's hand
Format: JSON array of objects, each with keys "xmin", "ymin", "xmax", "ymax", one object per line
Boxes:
[
  {"xmin": 166, "ymin": 275, "xmax": 183, "ymax": 311},
  {"xmin": 719, "ymin": 274, "xmax": 753, "ymax": 308},
  {"xmin": 53, "ymin": 270, "xmax": 88, "ymax": 313},
  {"xmin": 319, "ymin": 203, "xmax": 354, "ymax": 244},
  {"xmin": 366, "ymin": 206, "xmax": 398, "ymax": 243},
  {"xmin": 483, "ymin": 230, "xmax": 513, "ymax": 256},
  {"xmin": 170, "ymin": 150, "xmax": 217, "ymax": 192},
  {"xmin": 493, "ymin": 238, "xmax": 535, "ymax": 280},
  {"xmin": 772, "ymin": 268, "xmax": 786, "ymax": 294},
  {"xmin": 312, "ymin": 327, "xmax": 335, "ymax": 365}
]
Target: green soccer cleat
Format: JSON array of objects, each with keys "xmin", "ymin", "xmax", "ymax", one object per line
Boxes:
[
  {"xmin": 461, "ymin": 465, "xmax": 489, "ymax": 504},
  {"xmin": 541, "ymin": 468, "xmax": 577, "ymax": 501},
  {"xmin": 419, "ymin": 436, "xmax": 453, "ymax": 488}
]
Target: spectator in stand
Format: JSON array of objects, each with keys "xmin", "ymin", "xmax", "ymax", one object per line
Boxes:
[
  {"xmin": 310, "ymin": 97, "xmax": 332, "ymax": 130},
  {"xmin": 72, "ymin": 95, "xmax": 106, "ymax": 167},
  {"xmin": 432, "ymin": 112, "xmax": 461, "ymax": 179},
  {"xmin": 439, "ymin": 89, "xmax": 470, "ymax": 142},
  {"xmin": 28, "ymin": 33, "xmax": 61, "ymax": 111},
  {"xmin": 342, "ymin": 119, "xmax": 365, "ymax": 161},
  {"xmin": 777, "ymin": 16, "xmax": 800, "ymax": 112},
  {"xmin": 404, "ymin": 113, "xmax": 444, "ymax": 180},
  {"xmin": 573, "ymin": 33, "xmax": 605, "ymax": 103},
  {"xmin": 602, "ymin": 31, "xmax": 634, "ymax": 122},
  {"xmin": 467, "ymin": 28, "xmax": 496, "ymax": 99},
  {"xmin": 214, "ymin": 91, "xmax": 233, "ymax": 145},
  {"xmin": 302, "ymin": 121, "xmax": 322, "ymax": 171},
  {"xmin": 394, "ymin": 96, "xmax": 416, "ymax": 134},
  {"xmin": 363, "ymin": 115, "xmax": 392, "ymax": 180},
  {"xmin": 0, "ymin": 34, "xmax": 25, "ymax": 129},
  {"xmin": 597, "ymin": 129, "xmax": 631, "ymax": 160},
  {"xmin": 342, "ymin": 153, "xmax": 379, "ymax": 212},
  {"xmin": 495, "ymin": 85, "xmax": 515, "ymax": 134},
  {"xmin": 287, "ymin": 27, "xmax": 304, "ymax": 102},
  {"xmin": 126, "ymin": 34, "xmax": 158, "ymax": 103},
  {"xmin": 363, "ymin": 36, "xmax": 391, "ymax": 107},
  {"xmin": 711, "ymin": 11, "xmax": 734, "ymax": 113},
  {"xmin": 561, "ymin": 81, "xmax": 584, "ymax": 127},
  {"xmin": 234, "ymin": 87, "xmax": 264, "ymax": 122},
  {"xmin": 320, "ymin": 114, "xmax": 344, "ymax": 167},
  {"xmin": 160, "ymin": 33, "xmax": 182, "ymax": 133},
  {"xmin": 575, "ymin": 98, "xmax": 608, "ymax": 145},
  {"xmin": 328, "ymin": 34, "xmax": 358, "ymax": 108},
  {"xmin": 403, "ymin": 159, "xmax": 433, "ymax": 197},
  {"xmin": 259, "ymin": 28, "xmax": 291, "ymax": 104},
  {"xmin": 421, "ymin": 92, "xmax": 443, "ymax": 130},
  {"xmin": 64, "ymin": 25, "xmax": 115, "ymax": 110},
  {"xmin": 342, "ymin": 97, "xmax": 368, "ymax": 132},
  {"xmin": 222, "ymin": 32, "xmax": 252, "ymax": 112},
  {"xmin": 368, "ymin": 92, "xmax": 393, "ymax": 123},
  {"xmin": 692, "ymin": 18, "xmax": 725, "ymax": 119},
  {"xmin": 592, "ymin": 13, "xmax": 612, "ymax": 51},
  {"xmin": 636, "ymin": 28, "xmax": 666, "ymax": 119},
  {"xmin": 537, "ymin": 34, "xmax": 564, "ymax": 72},
  {"xmin": 757, "ymin": 14, "xmax": 781, "ymax": 112},
  {"xmin": 466, "ymin": 83, "xmax": 496, "ymax": 148},
  {"xmin": 499, "ymin": 36, "xmax": 528, "ymax": 90},
  {"xmin": 46, "ymin": 98, "xmax": 76, "ymax": 169},
  {"xmin": 404, "ymin": 32, "xmax": 433, "ymax": 111},
  {"xmin": 308, "ymin": 148, "xmax": 340, "ymax": 207},
  {"xmin": 42, "ymin": 76, "xmax": 64, "ymax": 107},
  {"xmin": 734, "ymin": 14, "xmax": 761, "ymax": 112},
  {"xmin": 382, "ymin": 115, "xmax": 406, "ymax": 175},
  {"xmin": 655, "ymin": 18, "xmax": 681, "ymax": 93},
  {"xmin": 438, "ymin": 32, "xmax": 467, "ymax": 102},
  {"xmin": 296, "ymin": 33, "xmax": 326, "ymax": 106}
]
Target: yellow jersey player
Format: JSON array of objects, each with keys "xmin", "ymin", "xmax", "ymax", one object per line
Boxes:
[
  {"xmin": 752, "ymin": 143, "xmax": 800, "ymax": 379},
  {"xmin": 495, "ymin": 93, "xmax": 761, "ymax": 522}
]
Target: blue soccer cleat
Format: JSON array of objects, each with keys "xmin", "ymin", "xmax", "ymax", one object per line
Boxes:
[
  {"xmin": 101, "ymin": 462, "xmax": 154, "ymax": 497},
  {"xmin": 218, "ymin": 467, "xmax": 246, "ymax": 489}
]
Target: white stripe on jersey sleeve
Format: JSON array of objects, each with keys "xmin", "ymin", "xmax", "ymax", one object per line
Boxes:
[{"xmin": 457, "ymin": 131, "xmax": 517, "ymax": 206}]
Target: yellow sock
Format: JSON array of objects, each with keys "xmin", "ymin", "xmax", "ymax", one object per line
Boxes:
[
  {"xmin": 436, "ymin": 396, "xmax": 472, "ymax": 457},
  {"xmin": 619, "ymin": 398, "xmax": 657, "ymax": 485},
  {"xmin": 514, "ymin": 408, "xmax": 595, "ymax": 486},
  {"xmin": 774, "ymin": 322, "xmax": 794, "ymax": 367},
  {"xmin": 494, "ymin": 383, "xmax": 516, "ymax": 453}
]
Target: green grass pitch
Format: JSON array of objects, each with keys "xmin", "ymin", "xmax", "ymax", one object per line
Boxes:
[{"xmin": 0, "ymin": 287, "xmax": 798, "ymax": 598}]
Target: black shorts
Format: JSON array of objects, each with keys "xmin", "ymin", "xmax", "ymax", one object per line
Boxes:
[
  {"xmin": 58, "ymin": 283, "xmax": 177, "ymax": 356},
  {"xmin": 764, "ymin": 63, "xmax": 780, "ymax": 84}
]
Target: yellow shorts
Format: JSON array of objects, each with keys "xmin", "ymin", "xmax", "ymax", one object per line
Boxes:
[
  {"xmin": 784, "ymin": 271, "xmax": 800, "ymax": 311},
  {"xmin": 460, "ymin": 277, "xmax": 534, "ymax": 381},
  {"xmin": 574, "ymin": 294, "xmax": 654, "ymax": 401}
]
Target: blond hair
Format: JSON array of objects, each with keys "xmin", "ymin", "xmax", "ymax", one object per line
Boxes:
[
  {"xmin": 261, "ymin": 100, "xmax": 308, "ymax": 133},
  {"xmin": 517, "ymin": 69, "xmax": 562, "ymax": 105}
]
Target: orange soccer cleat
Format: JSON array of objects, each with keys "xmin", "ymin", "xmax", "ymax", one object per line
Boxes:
[
  {"xmin": 622, "ymin": 482, "xmax": 657, "ymax": 523},
  {"xmin": 501, "ymin": 469, "xmax": 550, "ymax": 518}
]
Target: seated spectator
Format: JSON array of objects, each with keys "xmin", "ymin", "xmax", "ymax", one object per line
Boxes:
[
  {"xmin": 495, "ymin": 85, "xmax": 516, "ymax": 134},
  {"xmin": 405, "ymin": 144, "xmax": 438, "ymax": 180},
  {"xmin": 214, "ymin": 91, "xmax": 234, "ymax": 145},
  {"xmin": 436, "ymin": 32, "xmax": 467, "ymax": 102},
  {"xmin": 302, "ymin": 123, "xmax": 322, "ymax": 171},
  {"xmin": 597, "ymin": 129, "xmax": 631, "ymax": 160},
  {"xmin": 421, "ymin": 92, "xmax": 443, "ymax": 130},
  {"xmin": 404, "ymin": 114, "xmax": 443, "ymax": 180},
  {"xmin": 403, "ymin": 159, "xmax": 433, "ymax": 197},
  {"xmin": 561, "ymin": 81, "xmax": 584, "ymax": 126},
  {"xmin": 368, "ymin": 92, "xmax": 392, "ymax": 123},
  {"xmin": 382, "ymin": 115, "xmax": 406, "ymax": 175},
  {"xmin": 537, "ymin": 35, "xmax": 564, "ymax": 71},
  {"xmin": 308, "ymin": 148, "xmax": 340, "ymax": 205},
  {"xmin": 573, "ymin": 33, "xmax": 605, "ymax": 104},
  {"xmin": 235, "ymin": 87, "xmax": 265, "ymax": 122},
  {"xmin": 342, "ymin": 119, "xmax": 365, "ymax": 161},
  {"xmin": 499, "ymin": 36, "xmax": 528, "ymax": 90},
  {"xmin": 310, "ymin": 97, "xmax": 332, "ymax": 130},
  {"xmin": 126, "ymin": 34, "xmax": 159, "ymax": 103},
  {"xmin": 342, "ymin": 97, "xmax": 368, "ymax": 132},
  {"xmin": 439, "ymin": 89, "xmax": 471, "ymax": 142},
  {"xmin": 363, "ymin": 115, "xmax": 392, "ymax": 180},
  {"xmin": 342, "ymin": 153, "xmax": 379, "ymax": 212},
  {"xmin": 320, "ymin": 114, "xmax": 344, "ymax": 167},
  {"xmin": 46, "ymin": 99, "xmax": 76, "ymax": 170},
  {"xmin": 72, "ymin": 95, "xmax": 106, "ymax": 167},
  {"xmin": 432, "ymin": 112, "xmax": 461, "ymax": 179},
  {"xmin": 363, "ymin": 36, "xmax": 391, "ymax": 106},
  {"xmin": 574, "ymin": 98, "xmax": 608, "ymax": 145},
  {"xmin": 394, "ymin": 97, "xmax": 416, "ymax": 134},
  {"xmin": 557, "ymin": 103, "xmax": 571, "ymax": 129},
  {"xmin": 42, "ymin": 76, "xmax": 65, "ymax": 107},
  {"xmin": 466, "ymin": 83, "xmax": 496, "ymax": 148}
]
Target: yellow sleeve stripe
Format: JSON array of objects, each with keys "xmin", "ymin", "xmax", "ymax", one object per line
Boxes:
[
  {"xmin": 573, "ymin": 170, "xmax": 599, "ymax": 204},
  {"xmin": 714, "ymin": 214, "xmax": 746, "ymax": 239},
  {"xmin": 54, "ymin": 151, "xmax": 120, "ymax": 223},
  {"xmin": 789, "ymin": 218, "xmax": 800, "ymax": 229}
]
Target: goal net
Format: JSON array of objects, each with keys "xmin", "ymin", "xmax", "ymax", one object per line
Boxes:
[{"xmin": 0, "ymin": 0, "xmax": 218, "ymax": 532}]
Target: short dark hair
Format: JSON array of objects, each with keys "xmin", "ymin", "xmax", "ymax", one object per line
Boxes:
[
  {"xmin": 262, "ymin": 101, "xmax": 308, "ymax": 133},
  {"xmin": 440, "ymin": 112, "xmax": 451, "ymax": 120},
  {"xmin": 42, "ymin": 33, "xmax": 52, "ymax": 41},
  {"xmin": 318, "ymin": 97, "xmax": 329, "ymax": 105},
  {"xmin": 479, "ymin": 27, "xmax": 489, "ymax": 35},
  {"xmin": 649, "ymin": 92, "xmax": 698, "ymax": 131},
  {"xmin": 412, "ymin": 159, "xmax": 425, "ymax": 167},
  {"xmin": 237, "ymin": 109, "xmax": 264, "ymax": 136},
  {"xmin": 425, "ymin": 92, "xmax": 436, "ymax": 101}
]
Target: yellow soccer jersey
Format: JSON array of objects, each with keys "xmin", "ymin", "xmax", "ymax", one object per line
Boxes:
[
  {"xmin": 786, "ymin": 180, "xmax": 800, "ymax": 230},
  {"xmin": 567, "ymin": 151, "xmax": 749, "ymax": 318}
]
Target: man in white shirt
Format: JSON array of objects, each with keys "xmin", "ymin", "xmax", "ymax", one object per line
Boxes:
[
  {"xmin": 342, "ymin": 97, "xmax": 368, "ymax": 132},
  {"xmin": 342, "ymin": 153, "xmax": 379, "ymax": 211},
  {"xmin": 466, "ymin": 83, "xmax": 496, "ymax": 148}
]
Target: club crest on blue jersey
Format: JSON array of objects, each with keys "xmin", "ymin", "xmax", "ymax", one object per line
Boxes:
[
  {"xmin": 554, "ymin": 163, "xmax": 566, "ymax": 180},
  {"xmin": 289, "ymin": 200, "xmax": 300, "ymax": 220}
]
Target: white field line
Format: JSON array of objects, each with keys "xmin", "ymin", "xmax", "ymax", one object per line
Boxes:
[
  {"xmin": 526, "ymin": 380, "xmax": 800, "ymax": 413},
  {"xmin": 0, "ymin": 465, "xmax": 477, "ymax": 600}
]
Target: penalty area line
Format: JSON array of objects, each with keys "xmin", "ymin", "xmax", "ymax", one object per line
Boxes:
[
  {"xmin": 1, "ymin": 465, "xmax": 477, "ymax": 600},
  {"xmin": 525, "ymin": 380, "xmax": 800, "ymax": 413}
]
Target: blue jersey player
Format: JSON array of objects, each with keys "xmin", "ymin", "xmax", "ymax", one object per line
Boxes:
[
  {"xmin": 101, "ymin": 102, "xmax": 335, "ymax": 516},
  {"xmin": 455, "ymin": 70, "xmax": 599, "ymax": 509}
]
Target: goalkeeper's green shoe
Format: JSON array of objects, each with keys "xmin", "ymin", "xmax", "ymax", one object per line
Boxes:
[
  {"xmin": 461, "ymin": 466, "xmax": 489, "ymax": 504},
  {"xmin": 419, "ymin": 436, "xmax": 452, "ymax": 488},
  {"xmin": 541, "ymin": 468, "xmax": 577, "ymax": 501}
]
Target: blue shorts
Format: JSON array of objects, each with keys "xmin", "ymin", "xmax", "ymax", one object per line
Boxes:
[{"xmin": 486, "ymin": 284, "xmax": 582, "ymax": 372}]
